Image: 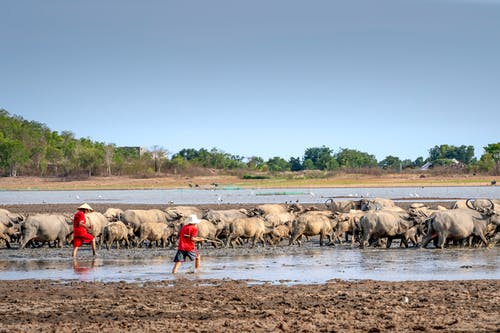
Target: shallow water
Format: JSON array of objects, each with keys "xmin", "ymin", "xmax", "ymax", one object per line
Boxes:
[
  {"xmin": 1, "ymin": 247, "xmax": 498, "ymax": 285},
  {"xmin": 0, "ymin": 186, "xmax": 498, "ymax": 205}
]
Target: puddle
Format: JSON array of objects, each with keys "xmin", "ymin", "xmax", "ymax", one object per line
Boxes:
[{"xmin": 1, "ymin": 247, "xmax": 498, "ymax": 284}]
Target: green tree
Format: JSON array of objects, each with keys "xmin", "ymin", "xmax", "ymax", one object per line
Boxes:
[
  {"xmin": 413, "ymin": 157, "xmax": 424, "ymax": 167},
  {"xmin": 267, "ymin": 156, "xmax": 290, "ymax": 172},
  {"xmin": 428, "ymin": 144, "xmax": 475, "ymax": 164},
  {"xmin": 247, "ymin": 156, "xmax": 265, "ymax": 170},
  {"xmin": 289, "ymin": 157, "xmax": 303, "ymax": 171},
  {"xmin": 0, "ymin": 137, "xmax": 30, "ymax": 176},
  {"xmin": 483, "ymin": 143, "xmax": 500, "ymax": 162},
  {"xmin": 379, "ymin": 155, "xmax": 402, "ymax": 170},
  {"xmin": 476, "ymin": 153, "xmax": 496, "ymax": 172},
  {"xmin": 336, "ymin": 148, "xmax": 378, "ymax": 168},
  {"xmin": 303, "ymin": 146, "xmax": 336, "ymax": 170}
]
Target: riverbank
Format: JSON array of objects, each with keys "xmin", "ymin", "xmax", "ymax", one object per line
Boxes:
[
  {"xmin": 0, "ymin": 173, "xmax": 495, "ymax": 190},
  {"xmin": 1, "ymin": 279, "xmax": 498, "ymax": 332}
]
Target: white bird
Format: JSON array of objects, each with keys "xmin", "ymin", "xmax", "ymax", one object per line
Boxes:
[{"xmin": 75, "ymin": 194, "xmax": 80, "ymax": 200}]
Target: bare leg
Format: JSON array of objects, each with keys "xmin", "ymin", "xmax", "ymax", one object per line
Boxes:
[
  {"xmin": 172, "ymin": 262, "xmax": 181, "ymax": 274},
  {"xmin": 91, "ymin": 239, "xmax": 97, "ymax": 255},
  {"xmin": 72, "ymin": 246, "xmax": 79, "ymax": 258},
  {"xmin": 195, "ymin": 255, "xmax": 201, "ymax": 270}
]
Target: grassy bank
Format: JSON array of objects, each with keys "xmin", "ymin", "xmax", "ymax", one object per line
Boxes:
[{"xmin": 0, "ymin": 173, "xmax": 495, "ymax": 190}]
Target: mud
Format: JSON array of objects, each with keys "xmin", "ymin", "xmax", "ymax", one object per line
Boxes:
[{"xmin": 1, "ymin": 203, "xmax": 499, "ymax": 332}]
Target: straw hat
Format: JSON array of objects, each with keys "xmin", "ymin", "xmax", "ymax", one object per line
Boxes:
[
  {"xmin": 78, "ymin": 203, "xmax": 94, "ymax": 212},
  {"xmin": 186, "ymin": 214, "xmax": 200, "ymax": 224}
]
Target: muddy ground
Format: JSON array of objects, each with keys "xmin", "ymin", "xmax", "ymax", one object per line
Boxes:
[
  {"xmin": 0, "ymin": 278, "xmax": 498, "ymax": 332},
  {"xmin": 1, "ymin": 202, "xmax": 499, "ymax": 332}
]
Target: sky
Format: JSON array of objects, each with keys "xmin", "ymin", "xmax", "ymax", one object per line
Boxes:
[{"xmin": 1, "ymin": 0, "xmax": 499, "ymax": 162}]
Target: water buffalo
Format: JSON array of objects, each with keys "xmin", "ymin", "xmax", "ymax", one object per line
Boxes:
[
  {"xmin": 203, "ymin": 209, "xmax": 249, "ymax": 240},
  {"xmin": 332, "ymin": 210, "xmax": 365, "ymax": 245},
  {"xmin": 164, "ymin": 206, "xmax": 202, "ymax": 222},
  {"xmin": 102, "ymin": 221, "xmax": 134, "ymax": 250},
  {"xmin": 136, "ymin": 222, "xmax": 176, "ymax": 248},
  {"xmin": 85, "ymin": 212, "xmax": 109, "ymax": 246},
  {"xmin": 421, "ymin": 209, "xmax": 480, "ymax": 249},
  {"xmin": 19, "ymin": 214, "xmax": 72, "ymax": 249},
  {"xmin": 226, "ymin": 217, "xmax": 270, "ymax": 248},
  {"xmin": 0, "ymin": 218, "xmax": 17, "ymax": 248},
  {"xmin": 121, "ymin": 209, "xmax": 169, "ymax": 234},
  {"xmin": 324, "ymin": 199, "xmax": 361, "ymax": 213},
  {"xmin": 103, "ymin": 208, "xmax": 124, "ymax": 222},
  {"xmin": 289, "ymin": 211, "xmax": 336, "ymax": 246},
  {"xmin": 359, "ymin": 211, "xmax": 415, "ymax": 248}
]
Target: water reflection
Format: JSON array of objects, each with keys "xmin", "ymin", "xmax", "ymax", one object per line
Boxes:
[
  {"xmin": 0, "ymin": 247, "xmax": 498, "ymax": 284},
  {"xmin": 73, "ymin": 258, "xmax": 96, "ymax": 275}
]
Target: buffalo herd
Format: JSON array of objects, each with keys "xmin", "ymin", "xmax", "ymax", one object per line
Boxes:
[{"xmin": 1, "ymin": 198, "xmax": 499, "ymax": 251}]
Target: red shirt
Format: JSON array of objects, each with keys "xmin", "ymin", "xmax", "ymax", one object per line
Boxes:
[
  {"xmin": 73, "ymin": 210, "xmax": 91, "ymax": 237},
  {"xmin": 177, "ymin": 224, "xmax": 198, "ymax": 251}
]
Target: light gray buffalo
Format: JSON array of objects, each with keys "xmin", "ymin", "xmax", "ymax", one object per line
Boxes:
[
  {"xmin": 103, "ymin": 208, "xmax": 124, "ymax": 222},
  {"xmin": 422, "ymin": 200, "xmax": 500, "ymax": 249},
  {"xmin": 226, "ymin": 217, "xmax": 270, "ymax": 248},
  {"xmin": 121, "ymin": 209, "xmax": 169, "ymax": 234},
  {"xmin": 85, "ymin": 212, "xmax": 109, "ymax": 246},
  {"xmin": 136, "ymin": 222, "xmax": 176, "ymax": 248},
  {"xmin": 0, "ymin": 217, "xmax": 18, "ymax": 248},
  {"xmin": 19, "ymin": 214, "xmax": 72, "ymax": 248},
  {"xmin": 421, "ymin": 209, "xmax": 480, "ymax": 249},
  {"xmin": 332, "ymin": 210, "xmax": 365, "ymax": 245},
  {"xmin": 325, "ymin": 199, "xmax": 361, "ymax": 213},
  {"xmin": 360, "ymin": 198, "xmax": 400, "ymax": 211},
  {"xmin": 359, "ymin": 211, "xmax": 415, "ymax": 248},
  {"xmin": 289, "ymin": 211, "xmax": 336, "ymax": 246},
  {"xmin": 164, "ymin": 206, "xmax": 202, "ymax": 222},
  {"xmin": 102, "ymin": 221, "xmax": 134, "ymax": 250},
  {"xmin": 203, "ymin": 209, "xmax": 249, "ymax": 240}
]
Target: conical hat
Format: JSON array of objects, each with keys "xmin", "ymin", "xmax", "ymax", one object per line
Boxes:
[{"xmin": 78, "ymin": 203, "xmax": 94, "ymax": 211}]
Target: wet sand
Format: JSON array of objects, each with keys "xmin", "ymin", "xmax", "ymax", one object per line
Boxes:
[
  {"xmin": 1, "ymin": 202, "xmax": 499, "ymax": 332},
  {"xmin": 1, "ymin": 279, "xmax": 498, "ymax": 332}
]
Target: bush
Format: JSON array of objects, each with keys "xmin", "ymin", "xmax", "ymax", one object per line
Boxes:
[{"xmin": 242, "ymin": 174, "xmax": 271, "ymax": 180}]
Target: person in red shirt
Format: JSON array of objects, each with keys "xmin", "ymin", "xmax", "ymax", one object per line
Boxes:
[
  {"xmin": 72, "ymin": 203, "xmax": 97, "ymax": 258},
  {"xmin": 172, "ymin": 214, "xmax": 204, "ymax": 274}
]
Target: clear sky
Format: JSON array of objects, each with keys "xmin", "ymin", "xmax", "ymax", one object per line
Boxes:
[{"xmin": 1, "ymin": 0, "xmax": 499, "ymax": 162}]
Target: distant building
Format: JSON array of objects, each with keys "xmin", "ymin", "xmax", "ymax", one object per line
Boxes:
[{"xmin": 420, "ymin": 162, "xmax": 433, "ymax": 170}]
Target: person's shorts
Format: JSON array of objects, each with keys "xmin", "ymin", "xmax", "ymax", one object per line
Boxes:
[
  {"xmin": 73, "ymin": 233, "xmax": 94, "ymax": 248},
  {"xmin": 173, "ymin": 250, "xmax": 199, "ymax": 262}
]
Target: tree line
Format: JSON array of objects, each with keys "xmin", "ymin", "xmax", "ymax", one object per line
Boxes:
[{"xmin": 0, "ymin": 109, "xmax": 499, "ymax": 177}]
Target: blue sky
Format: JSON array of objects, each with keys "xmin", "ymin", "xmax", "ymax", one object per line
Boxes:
[{"xmin": 1, "ymin": 0, "xmax": 499, "ymax": 162}]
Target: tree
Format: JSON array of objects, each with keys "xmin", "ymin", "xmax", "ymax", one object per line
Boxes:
[
  {"xmin": 0, "ymin": 138, "xmax": 29, "ymax": 176},
  {"xmin": 336, "ymin": 148, "xmax": 378, "ymax": 168},
  {"xmin": 151, "ymin": 145, "xmax": 168, "ymax": 174},
  {"xmin": 483, "ymin": 143, "xmax": 500, "ymax": 162},
  {"xmin": 247, "ymin": 156, "xmax": 265, "ymax": 170},
  {"xmin": 379, "ymin": 155, "xmax": 402, "ymax": 170},
  {"xmin": 303, "ymin": 146, "xmax": 336, "ymax": 170},
  {"xmin": 104, "ymin": 144, "xmax": 115, "ymax": 176},
  {"xmin": 428, "ymin": 144, "xmax": 475, "ymax": 164},
  {"xmin": 266, "ymin": 157, "xmax": 290, "ymax": 172},
  {"xmin": 289, "ymin": 157, "xmax": 303, "ymax": 171},
  {"xmin": 413, "ymin": 157, "xmax": 425, "ymax": 168}
]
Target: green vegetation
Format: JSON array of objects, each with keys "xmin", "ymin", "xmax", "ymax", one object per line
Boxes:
[{"xmin": 0, "ymin": 109, "xmax": 499, "ymax": 178}]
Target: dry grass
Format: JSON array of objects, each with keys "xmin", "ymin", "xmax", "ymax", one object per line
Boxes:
[{"xmin": 0, "ymin": 172, "xmax": 495, "ymax": 190}]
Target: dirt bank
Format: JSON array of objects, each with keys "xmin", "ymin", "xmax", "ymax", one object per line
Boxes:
[
  {"xmin": 0, "ymin": 279, "xmax": 498, "ymax": 332},
  {"xmin": 0, "ymin": 173, "xmax": 495, "ymax": 190},
  {"xmin": 1, "ymin": 202, "xmax": 498, "ymax": 332}
]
